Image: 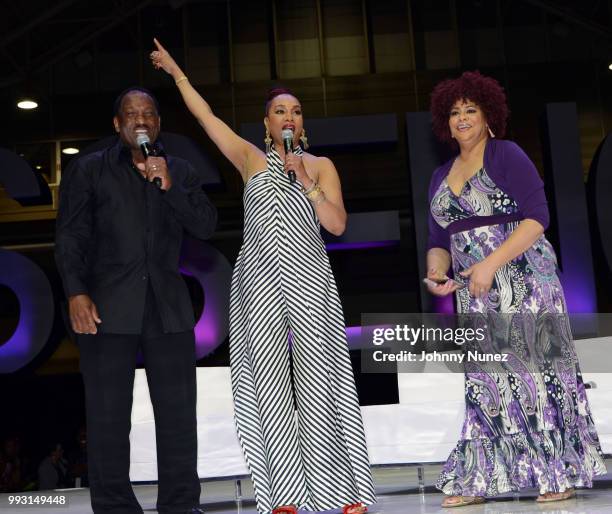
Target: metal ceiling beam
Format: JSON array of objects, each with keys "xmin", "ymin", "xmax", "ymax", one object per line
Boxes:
[
  {"xmin": 522, "ymin": 0, "xmax": 612, "ymax": 40},
  {"xmin": 1, "ymin": 47, "xmax": 24, "ymax": 74},
  {"xmin": 0, "ymin": 0, "xmax": 155, "ymax": 88},
  {"xmin": 32, "ymin": 0, "xmax": 155, "ymax": 76},
  {"xmin": 0, "ymin": 0, "xmax": 81, "ymax": 49}
]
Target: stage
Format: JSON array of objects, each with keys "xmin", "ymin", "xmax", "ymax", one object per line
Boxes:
[{"xmin": 2, "ymin": 461, "xmax": 611, "ymax": 514}]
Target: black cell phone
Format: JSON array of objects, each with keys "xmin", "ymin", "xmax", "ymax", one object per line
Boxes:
[{"xmin": 423, "ymin": 277, "xmax": 466, "ymax": 289}]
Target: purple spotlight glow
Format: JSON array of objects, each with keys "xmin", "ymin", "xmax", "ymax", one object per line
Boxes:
[
  {"xmin": 346, "ymin": 326, "xmax": 361, "ymax": 349},
  {"xmin": 326, "ymin": 240, "xmax": 399, "ymax": 251},
  {"xmin": 179, "ymin": 239, "xmax": 232, "ymax": 359},
  {"xmin": 433, "ymin": 295, "xmax": 455, "ymax": 314},
  {"xmin": 559, "ymin": 277, "xmax": 597, "ymax": 314},
  {"xmin": 0, "ymin": 249, "xmax": 54, "ymax": 373}
]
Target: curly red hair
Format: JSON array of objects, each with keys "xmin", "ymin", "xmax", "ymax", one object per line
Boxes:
[{"xmin": 430, "ymin": 71, "xmax": 508, "ymax": 145}]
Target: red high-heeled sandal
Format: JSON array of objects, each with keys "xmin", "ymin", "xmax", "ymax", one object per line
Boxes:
[
  {"xmin": 343, "ymin": 503, "xmax": 367, "ymax": 514},
  {"xmin": 272, "ymin": 506, "xmax": 297, "ymax": 514}
]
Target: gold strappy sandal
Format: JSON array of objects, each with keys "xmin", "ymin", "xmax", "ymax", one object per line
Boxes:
[{"xmin": 441, "ymin": 495, "xmax": 486, "ymax": 508}]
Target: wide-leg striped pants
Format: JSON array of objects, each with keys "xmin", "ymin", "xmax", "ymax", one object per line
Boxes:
[{"xmin": 229, "ymin": 246, "xmax": 376, "ymax": 513}]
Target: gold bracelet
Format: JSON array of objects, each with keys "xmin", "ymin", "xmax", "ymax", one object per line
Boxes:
[
  {"xmin": 175, "ymin": 75, "xmax": 188, "ymax": 85},
  {"xmin": 301, "ymin": 180, "xmax": 317, "ymax": 195},
  {"xmin": 312, "ymin": 190, "xmax": 326, "ymax": 205},
  {"xmin": 306, "ymin": 185, "xmax": 326, "ymax": 204},
  {"xmin": 305, "ymin": 184, "xmax": 321, "ymax": 200}
]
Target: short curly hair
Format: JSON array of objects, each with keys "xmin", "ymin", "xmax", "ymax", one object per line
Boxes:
[
  {"xmin": 113, "ymin": 86, "xmax": 160, "ymax": 117},
  {"xmin": 430, "ymin": 71, "xmax": 508, "ymax": 145}
]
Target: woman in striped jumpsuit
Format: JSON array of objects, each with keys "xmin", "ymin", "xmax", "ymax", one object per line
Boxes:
[{"xmin": 151, "ymin": 40, "xmax": 376, "ymax": 514}]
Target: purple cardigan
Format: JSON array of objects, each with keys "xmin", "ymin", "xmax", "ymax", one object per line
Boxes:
[{"xmin": 427, "ymin": 139, "xmax": 549, "ymax": 252}]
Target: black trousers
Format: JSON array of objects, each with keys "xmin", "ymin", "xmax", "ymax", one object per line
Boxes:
[{"xmin": 78, "ymin": 287, "xmax": 200, "ymax": 514}]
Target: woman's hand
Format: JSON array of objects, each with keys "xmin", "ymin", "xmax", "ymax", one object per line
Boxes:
[
  {"xmin": 284, "ymin": 152, "xmax": 311, "ymax": 186},
  {"xmin": 426, "ymin": 268, "xmax": 461, "ymax": 297},
  {"xmin": 460, "ymin": 260, "xmax": 497, "ymax": 298},
  {"xmin": 150, "ymin": 38, "xmax": 179, "ymax": 76}
]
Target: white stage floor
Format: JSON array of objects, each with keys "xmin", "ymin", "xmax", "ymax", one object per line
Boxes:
[{"xmin": 2, "ymin": 460, "xmax": 611, "ymax": 514}]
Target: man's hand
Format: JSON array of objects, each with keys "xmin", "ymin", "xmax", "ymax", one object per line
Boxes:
[
  {"xmin": 135, "ymin": 156, "xmax": 172, "ymax": 190},
  {"xmin": 69, "ymin": 294, "xmax": 102, "ymax": 335}
]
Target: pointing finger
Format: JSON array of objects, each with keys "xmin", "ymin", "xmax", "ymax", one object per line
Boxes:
[{"xmin": 153, "ymin": 38, "xmax": 165, "ymax": 52}]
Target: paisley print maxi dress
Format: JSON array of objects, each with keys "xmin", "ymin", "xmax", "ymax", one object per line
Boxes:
[{"xmin": 430, "ymin": 165, "xmax": 607, "ymax": 497}]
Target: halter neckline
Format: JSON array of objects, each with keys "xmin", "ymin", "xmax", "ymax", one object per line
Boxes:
[{"xmin": 268, "ymin": 144, "xmax": 304, "ymax": 158}]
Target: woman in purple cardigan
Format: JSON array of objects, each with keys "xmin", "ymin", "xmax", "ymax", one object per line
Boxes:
[{"xmin": 425, "ymin": 71, "xmax": 606, "ymax": 507}]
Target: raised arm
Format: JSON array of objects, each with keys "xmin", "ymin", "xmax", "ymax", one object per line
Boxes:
[{"xmin": 150, "ymin": 38, "xmax": 259, "ymax": 180}]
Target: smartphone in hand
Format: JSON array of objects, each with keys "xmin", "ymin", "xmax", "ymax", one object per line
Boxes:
[{"xmin": 423, "ymin": 277, "xmax": 466, "ymax": 289}]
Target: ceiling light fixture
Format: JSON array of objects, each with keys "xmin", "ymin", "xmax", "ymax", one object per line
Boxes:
[
  {"xmin": 62, "ymin": 147, "xmax": 79, "ymax": 155},
  {"xmin": 17, "ymin": 99, "xmax": 38, "ymax": 110}
]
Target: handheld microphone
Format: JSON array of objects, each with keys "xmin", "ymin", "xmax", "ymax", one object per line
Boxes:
[
  {"xmin": 281, "ymin": 128, "xmax": 296, "ymax": 184},
  {"xmin": 136, "ymin": 133, "xmax": 162, "ymax": 189}
]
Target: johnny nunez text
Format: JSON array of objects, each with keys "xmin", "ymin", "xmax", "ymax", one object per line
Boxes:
[{"xmin": 372, "ymin": 350, "xmax": 509, "ymax": 363}]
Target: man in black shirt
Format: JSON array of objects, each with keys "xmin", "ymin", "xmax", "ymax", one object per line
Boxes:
[{"xmin": 55, "ymin": 87, "xmax": 216, "ymax": 514}]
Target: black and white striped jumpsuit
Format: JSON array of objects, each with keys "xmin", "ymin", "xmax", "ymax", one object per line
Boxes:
[{"xmin": 229, "ymin": 146, "xmax": 376, "ymax": 513}]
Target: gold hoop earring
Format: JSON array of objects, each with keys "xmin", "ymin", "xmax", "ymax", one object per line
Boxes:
[
  {"xmin": 300, "ymin": 128, "xmax": 309, "ymax": 149},
  {"xmin": 487, "ymin": 125, "xmax": 495, "ymax": 138},
  {"xmin": 264, "ymin": 128, "xmax": 272, "ymax": 153}
]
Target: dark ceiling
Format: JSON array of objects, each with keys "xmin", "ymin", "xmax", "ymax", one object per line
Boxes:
[
  {"xmin": 0, "ymin": 0, "xmax": 610, "ymax": 146},
  {"xmin": 0, "ymin": 0, "xmax": 159, "ymax": 89},
  {"xmin": 0, "ymin": 0, "xmax": 610, "ymax": 91}
]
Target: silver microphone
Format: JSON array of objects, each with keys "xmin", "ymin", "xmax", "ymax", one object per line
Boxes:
[
  {"xmin": 281, "ymin": 128, "xmax": 296, "ymax": 184},
  {"xmin": 135, "ymin": 133, "xmax": 162, "ymax": 189}
]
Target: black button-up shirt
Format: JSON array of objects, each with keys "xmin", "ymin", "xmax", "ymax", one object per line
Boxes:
[{"xmin": 55, "ymin": 139, "xmax": 217, "ymax": 334}]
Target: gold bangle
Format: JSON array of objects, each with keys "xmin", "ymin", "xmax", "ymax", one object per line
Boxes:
[
  {"xmin": 305, "ymin": 184, "xmax": 322, "ymax": 200},
  {"xmin": 306, "ymin": 185, "xmax": 326, "ymax": 204},
  {"xmin": 312, "ymin": 190, "xmax": 326, "ymax": 205},
  {"xmin": 175, "ymin": 75, "xmax": 188, "ymax": 85},
  {"xmin": 301, "ymin": 180, "xmax": 317, "ymax": 195}
]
